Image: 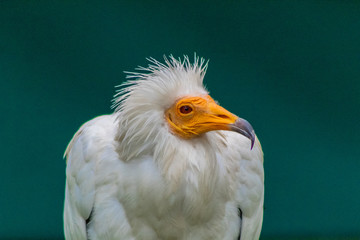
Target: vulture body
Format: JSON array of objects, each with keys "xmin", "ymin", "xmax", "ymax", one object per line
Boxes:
[{"xmin": 64, "ymin": 56, "xmax": 264, "ymax": 240}]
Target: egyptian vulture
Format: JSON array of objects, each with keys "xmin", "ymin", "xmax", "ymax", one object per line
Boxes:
[{"xmin": 64, "ymin": 56, "xmax": 264, "ymax": 240}]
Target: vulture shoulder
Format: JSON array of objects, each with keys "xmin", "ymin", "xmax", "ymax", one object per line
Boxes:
[
  {"xmin": 220, "ymin": 131, "xmax": 264, "ymax": 240},
  {"xmin": 63, "ymin": 114, "xmax": 118, "ymax": 240}
]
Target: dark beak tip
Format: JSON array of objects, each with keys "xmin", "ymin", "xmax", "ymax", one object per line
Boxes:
[
  {"xmin": 250, "ymin": 131, "xmax": 255, "ymax": 150},
  {"xmin": 231, "ymin": 118, "xmax": 256, "ymax": 150}
]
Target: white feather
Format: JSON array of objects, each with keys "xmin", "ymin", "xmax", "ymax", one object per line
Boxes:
[{"xmin": 64, "ymin": 56, "xmax": 264, "ymax": 240}]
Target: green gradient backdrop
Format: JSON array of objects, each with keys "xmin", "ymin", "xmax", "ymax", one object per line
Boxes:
[{"xmin": 1, "ymin": 1, "xmax": 359, "ymax": 239}]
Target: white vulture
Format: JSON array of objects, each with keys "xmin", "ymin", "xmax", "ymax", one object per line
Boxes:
[{"xmin": 64, "ymin": 56, "xmax": 264, "ymax": 240}]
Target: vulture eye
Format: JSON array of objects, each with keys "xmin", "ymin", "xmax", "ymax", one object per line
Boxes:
[{"xmin": 179, "ymin": 105, "xmax": 193, "ymax": 114}]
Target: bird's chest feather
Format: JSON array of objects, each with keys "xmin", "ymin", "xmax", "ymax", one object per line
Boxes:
[
  {"xmin": 94, "ymin": 140, "xmax": 232, "ymax": 238},
  {"xmin": 120, "ymin": 153, "xmax": 228, "ymax": 220}
]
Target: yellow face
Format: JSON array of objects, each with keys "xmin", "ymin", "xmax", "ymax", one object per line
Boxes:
[{"xmin": 165, "ymin": 95, "xmax": 239, "ymax": 139}]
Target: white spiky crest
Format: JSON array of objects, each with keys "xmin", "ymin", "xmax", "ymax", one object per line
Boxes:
[
  {"xmin": 112, "ymin": 55, "xmax": 208, "ymax": 111},
  {"xmin": 112, "ymin": 55, "xmax": 210, "ymax": 161}
]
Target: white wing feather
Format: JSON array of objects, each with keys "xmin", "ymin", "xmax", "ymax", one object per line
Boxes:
[
  {"xmin": 63, "ymin": 115, "xmax": 118, "ymax": 240},
  {"xmin": 218, "ymin": 131, "xmax": 264, "ymax": 240}
]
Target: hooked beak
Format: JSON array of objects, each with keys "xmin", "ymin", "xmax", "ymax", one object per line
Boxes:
[
  {"xmin": 230, "ymin": 118, "xmax": 255, "ymax": 149},
  {"xmin": 195, "ymin": 97, "xmax": 256, "ymax": 149}
]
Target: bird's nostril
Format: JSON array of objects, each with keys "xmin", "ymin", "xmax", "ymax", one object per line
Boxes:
[{"xmin": 217, "ymin": 114, "xmax": 230, "ymax": 119}]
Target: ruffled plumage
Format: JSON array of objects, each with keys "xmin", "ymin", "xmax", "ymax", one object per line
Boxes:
[{"xmin": 64, "ymin": 55, "xmax": 264, "ymax": 240}]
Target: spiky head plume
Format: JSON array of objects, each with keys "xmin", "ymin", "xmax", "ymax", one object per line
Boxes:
[{"xmin": 112, "ymin": 55, "xmax": 209, "ymax": 160}]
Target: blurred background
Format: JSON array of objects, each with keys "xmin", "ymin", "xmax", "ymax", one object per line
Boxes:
[{"xmin": 1, "ymin": 1, "xmax": 359, "ymax": 239}]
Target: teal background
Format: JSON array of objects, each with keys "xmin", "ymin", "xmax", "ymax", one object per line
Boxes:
[{"xmin": 1, "ymin": 1, "xmax": 359, "ymax": 239}]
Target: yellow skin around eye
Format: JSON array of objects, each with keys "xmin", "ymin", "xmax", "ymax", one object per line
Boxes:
[{"xmin": 165, "ymin": 95, "xmax": 238, "ymax": 139}]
